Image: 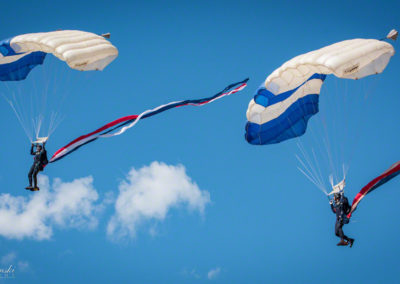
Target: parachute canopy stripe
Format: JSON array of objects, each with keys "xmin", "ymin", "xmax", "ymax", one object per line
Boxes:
[
  {"xmin": 348, "ymin": 161, "xmax": 400, "ymax": 218},
  {"xmin": 245, "ymin": 74, "xmax": 325, "ymax": 144},
  {"xmin": 254, "ymin": 73, "xmax": 327, "ymax": 108},
  {"xmin": 0, "ymin": 51, "xmax": 46, "ymax": 81},
  {"xmin": 246, "ymin": 94, "xmax": 319, "ymax": 144},
  {"xmin": 0, "ymin": 30, "xmax": 118, "ymax": 81},
  {"xmin": 245, "ymin": 38, "xmax": 395, "ymax": 145},
  {"xmin": 49, "ymin": 79, "xmax": 249, "ymax": 163}
]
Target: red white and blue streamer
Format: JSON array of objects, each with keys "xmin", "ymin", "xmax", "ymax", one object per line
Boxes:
[
  {"xmin": 347, "ymin": 161, "xmax": 400, "ymax": 218},
  {"xmin": 50, "ymin": 78, "xmax": 249, "ymax": 163}
]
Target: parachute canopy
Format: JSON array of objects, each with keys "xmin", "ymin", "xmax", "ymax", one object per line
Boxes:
[
  {"xmin": 348, "ymin": 161, "xmax": 400, "ymax": 218},
  {"xmin": 245, "ymin": 38, "xmax": 395, "ymax": 145},
  {"xmin": 0, "ymin": 30, "xmax": 118, "ymax": 81}
]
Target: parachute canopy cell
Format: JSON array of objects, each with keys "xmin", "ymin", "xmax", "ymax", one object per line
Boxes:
[
  {"xmin": 245, "ymin": 38, "xmax": 395, "ymax": 145},
  {"xmin": 0, "ymin": 30, "xmax": 118, "ymax": 81}
]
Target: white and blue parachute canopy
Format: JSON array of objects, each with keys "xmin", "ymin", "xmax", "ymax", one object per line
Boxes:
[
  {"xmin": 0, "ymin": 30, "xmax": 118, "ymax": 81},
  {"xmin": 245, "ymin": 38, "xmax": 395, "ymax": 145}
]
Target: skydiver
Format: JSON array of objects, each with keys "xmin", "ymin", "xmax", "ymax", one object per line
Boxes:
[
  {"xmin": 26, "ymin": 142, "xmax": 48, "ymax": 191},
  {"xmin": 330, "ymin": 192, "xmax": 355, "ymax": 247}
]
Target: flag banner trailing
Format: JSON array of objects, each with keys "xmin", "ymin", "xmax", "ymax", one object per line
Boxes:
[
  {"xmin": 50, "ymin": 78, "xmax": 249, "ymax": 163},
  {"xmin": 348, "ymin": 161, "xmax": 400, "ymax": 218}
]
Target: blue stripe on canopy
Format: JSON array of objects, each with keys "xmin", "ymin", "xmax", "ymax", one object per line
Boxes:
[
  {"xmin": 0, "ymin": 37, "xmax": 46, "ymax": 81},
  {"xmin": 245, "ymin": 73, "xmax": 326, "ymax": 145},
  {"xmin": 254, "ymin": 73, "xmax": 326, "ymax": 107},
  {"xmin": 0, "ymin": 51, "xmax": 46, "ymax": 81},
  {"xmin": 245, "ymin": 94, "xmax": 319, "ymax": 145},
  {"xmin": 0, "ymin": 38, "xmax": 17, "ymax": 56}
]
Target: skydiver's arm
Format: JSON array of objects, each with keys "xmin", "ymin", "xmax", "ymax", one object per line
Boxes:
[
  {"xmin": 330, "ymin": 203, "xmax": 336, "ymax": 213},
  {"xmin": 30, "ymin": 144, "xmax": 34, "ymax": 155}
]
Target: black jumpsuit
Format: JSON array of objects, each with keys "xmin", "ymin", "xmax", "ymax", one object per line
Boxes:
[
  {"xmin": 331, "ymin": 196, "xmax": 351, "ymax": 242},
  {"xmin": 28, "ymin": 145, "xmax": 48, "ymax": 188}
]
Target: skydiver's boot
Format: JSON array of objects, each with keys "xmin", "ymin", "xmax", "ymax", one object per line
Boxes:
[
  {"xmin": 31, "ymin": 185, "xmax": 40, "ymax": 191},
  {"xmin": 348, "ymin": 238, "xmax": 355, "ymax": 248},
  {"xmin": 25, "ymin": 186, "xmax": 33, "ymax": 190},
  {"xmin": 337, "ymin": 239, "xmax": 348, "ymax": 246}
]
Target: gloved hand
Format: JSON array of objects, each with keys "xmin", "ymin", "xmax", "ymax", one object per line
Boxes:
[{"xmin": 329, "ymin": 199, "xmax": 333, "ymax": 205}]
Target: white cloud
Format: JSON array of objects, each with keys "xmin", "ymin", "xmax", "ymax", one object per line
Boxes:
[
  {"xmin": 182, "ymin": 268, "xmax": 201, "ymax": 279},
  {"xmin": 207, "ymin": 267, "xmax": 221, "ymax": 280},
  {"xmin": 17, "ymin": 261, "xmax": 29, "ymax": 272},
  {"xmin": 107, "ymin": 161, "xmax": 210, "ymax": 239},
  {"xmin": 0, "ymin": 175, "xmax": 100, "ymax": 240},
  {"xmin": 1, "ymin": 252, "xmax": 16, "ymax": 265},
  {"xmin": 1, "ymin": 252, "xmax": 30, "ymax": 273}
]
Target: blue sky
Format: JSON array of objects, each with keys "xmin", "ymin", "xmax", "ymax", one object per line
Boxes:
[{"xmin": 0, "ymin": 0, "xmax": 399, "ymax": 283}]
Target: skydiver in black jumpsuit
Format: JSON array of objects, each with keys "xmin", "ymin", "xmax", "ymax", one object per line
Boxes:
[
  {"xmin": 26, "ymin": 143, "xmax": 48, "ymax": 191},
  {"xmin": 330, "ymin": 193, "xmax": 355, "ymax": 247}
]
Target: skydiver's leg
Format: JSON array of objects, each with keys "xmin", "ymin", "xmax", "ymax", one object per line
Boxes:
[
  {"xmin": 341, "ymin": 231, "xmax": 350, "ymax": 242},
  {"xmin": 28, "ymin": 164, "xmax": 34, "ymax": 187},
  {"xmin": 32, "ymin": 166, "xmax": 40, "ymax": 188},
  {"xmin": 336, "ymin": 222, "xmax": 350, "ymax": 240},
  {"xmin": 335, "ymin": 221, "xmax": 349, "ymax": 246},
  {"xmin": 335, "ymin": 221, "xmax": 342, "ymax": 238},
  {"xmin": 341, "ymin": 223, "xmax": 355, "ymax": 247}
]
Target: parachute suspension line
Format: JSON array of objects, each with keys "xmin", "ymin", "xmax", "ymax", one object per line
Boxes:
[
  {"xmin": 47, "ymin": 111, "xmax": 64, "ymax": 139},
  {"xmin": 331, "ymin": 78, "xmax": 340, "ymax": 172},
  {"xmin": 47, "ymin": 112, "xmax": 56, "ymax": 137},
  {"xmin": 321, "ymin": 120, "xmax": 338, "ymax": 183},
  {"xmin": 337, "ymin": 79, "xmax": 346, "ymax": 181},
  {"xmin": 295, "ymin": 124, "xmax": 328, "ymax": 195},
  {"xmin": 293, "ymin": 83, "xmax": 331, "ymax": 194},
  {"xmin": 342, "ymin": 163, "xmax": 349, "ymax": 181},
  {"xmin": 306, "ymin": 91, "xmax": 331, "ymax": 191},
  {"xmin": 34, "ymin": 62, "xmax": 51, "ymax": 139},
  {"xmin": 311, "ymin": 147, "xmax": 326, "ymax": 192},
  {"xmin": 6, "ymin": 82, "xmax": 37, "ymax": 141},
  {"xmin": 39, "ymin": 61, "xmax": 53, "ymax": 139},
  {"xmin": 321, "ymin": 77, "xmax": 351, "ymax": 184},
  {"xmin": 26, "ymin": 69, "xmax": 44, "ymax": 141},
  {"xmin": 316, "ymin": 83, "xmax": 339, "ymax": 186},
  {"xmin": 294, "ymin": 76, "xmax": 348, "ymax": 192},
  {"xmin": 319, "ymin": 78, "xmax": 343, "ymax": 185},
  {"xmin": 332, "ymin": 78, "xmax": 343, "ymax": 182},
  {"xmin": 33, "ymin": 57, "xmax": 73, "ymax": 140},
  {"xmin": 295, "ymin": 143, "xmax": 328, "ymax": 194},
  {"xmin": 338, "ymin": 78, "xmax": 348, "ymax": 171},
  {"xmin": 40, "ymin": 57, "xmax": 74, "ymax": 139},
  {"xmin": 345, "ymin": 75, "xmax": 382, "ymax": 174},
  {"xmin": 32, "ymin": 115, "xmax": 44, "ymax": 141},
  {"xmin": 296, "ymin": 163, "xmax": 327, "ymax": 194},
  {"xmin": 1, "ymin": 91, "xmax": 33, "ymax": 142}
]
